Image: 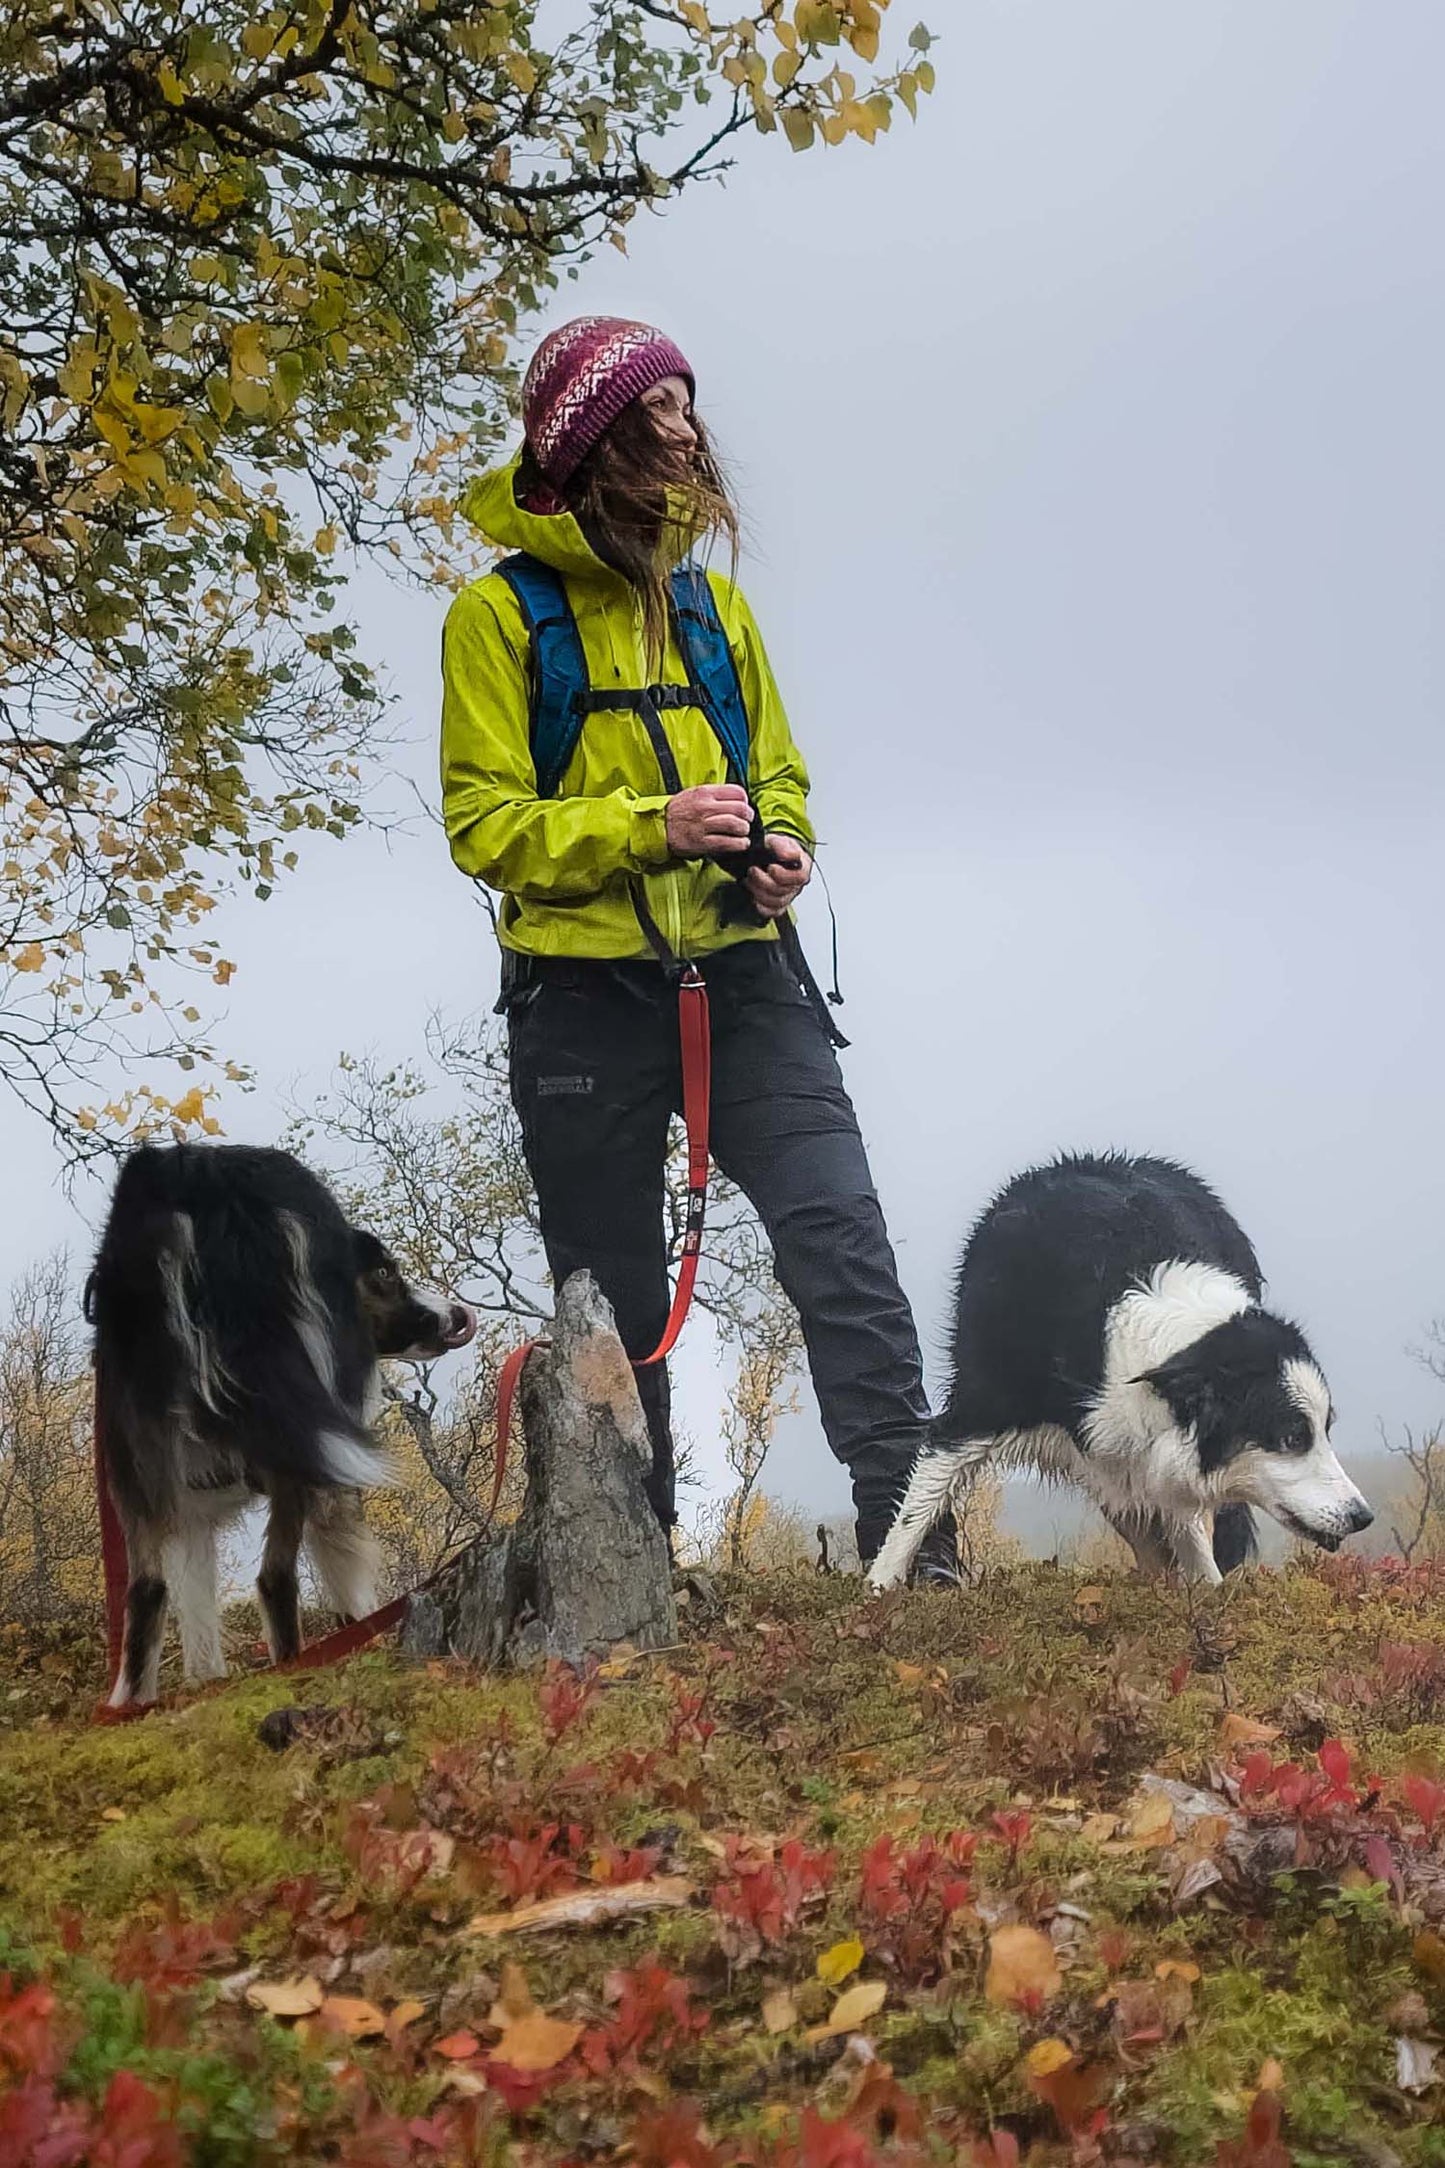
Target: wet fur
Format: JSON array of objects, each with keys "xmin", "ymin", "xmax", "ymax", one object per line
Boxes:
[
  {"xmin": 89, "ymin": 1143, "xmax": 469, "ymax": 1705},
  {"xmin": 871, "ymin": 1153, "xmax": 1373, "ymax": 1591}
]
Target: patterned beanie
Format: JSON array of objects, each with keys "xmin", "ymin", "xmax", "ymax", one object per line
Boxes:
[{"xmin": 522, "ymin": 316, "xmax": 694, "ymax": 488}]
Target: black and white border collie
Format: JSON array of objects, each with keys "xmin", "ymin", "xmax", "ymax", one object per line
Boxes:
[
  {"xmin": 870, "ymin": 1153, "xmax": 1373, "ymax": 1591},
  {"xmin": 87, "ymin": 1144, "xmax": 476, "ymax": 1706}
]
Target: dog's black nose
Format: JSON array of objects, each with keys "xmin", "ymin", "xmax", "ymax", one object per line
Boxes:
[{"xmin": 1347, "ymin": 1498, "xmax": 1374, "ymax": 1534}]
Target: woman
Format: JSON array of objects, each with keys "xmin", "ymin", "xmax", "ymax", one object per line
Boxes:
[{"xmin": 440, "ymin": 314, "xmax": 952, "ymax": 1577}]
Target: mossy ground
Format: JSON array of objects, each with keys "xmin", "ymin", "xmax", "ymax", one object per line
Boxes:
[{"xmin": 4, "ymin": 1558, "xmax": 1445, "ymax": 2165}]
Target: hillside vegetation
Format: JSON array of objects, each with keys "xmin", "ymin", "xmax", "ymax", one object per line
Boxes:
[{"xmin": 5, "ymin": 1560, "xmax": 1445, "ymax": 2166}]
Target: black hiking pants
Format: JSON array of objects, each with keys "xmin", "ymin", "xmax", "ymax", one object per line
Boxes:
[{"xmin": 506, "ymin": 941, "xmax": 931, "ymax": 1562}]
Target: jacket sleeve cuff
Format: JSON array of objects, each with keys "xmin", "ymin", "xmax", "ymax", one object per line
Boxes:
[{"xmin": 628, "ymin": 796, "xmax": 674, "ymax": 869}]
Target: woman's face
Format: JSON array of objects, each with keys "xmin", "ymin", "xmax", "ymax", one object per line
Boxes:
[{"xmin": 639, "ymin": 375, "xmax": 698, "ymax": 468}]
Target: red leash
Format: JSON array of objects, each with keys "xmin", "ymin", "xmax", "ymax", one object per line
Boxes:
[{"xmin": 94, "ymin": 967, "xmax": 713, "ymax": 1719}]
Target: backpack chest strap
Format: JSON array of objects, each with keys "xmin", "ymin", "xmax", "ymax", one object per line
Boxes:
[{"xmin": 497, "ymin": 553, "xmax": 751, "ymax": 798}]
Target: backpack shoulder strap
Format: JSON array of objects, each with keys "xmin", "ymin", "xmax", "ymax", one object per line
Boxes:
[
  {"xmin": 668, "ymin": 565, "xmax": 751, "ymax": 786},
  {"xmin": 495, "ymin": 553, "xmax": 590, "ymax": 798}
]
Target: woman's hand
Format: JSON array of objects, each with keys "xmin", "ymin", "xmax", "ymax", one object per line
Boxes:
[
  {"xmin": 665, "ymin": 783, "xmax": 753, "ymax": 857},
  {"xmin": 745, "ymin": 835, "xmax": 812, "ymax": 919}
]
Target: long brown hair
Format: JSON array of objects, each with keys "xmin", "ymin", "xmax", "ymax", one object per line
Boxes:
[{"xmin": 524, "ymin": 399, "xmax": 740, "ymax": 668}]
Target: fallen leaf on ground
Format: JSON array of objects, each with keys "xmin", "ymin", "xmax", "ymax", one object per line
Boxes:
[
  {"xmin": 387, "ymin": 1999, "xmax": 427, "ymax": 2038},
  {"xmin": 1025, "ymin": 2038, "xmax": 1111, "ymax": 2132},
  {"xmin": 465, "ymin": 1876, "xmax": 694, "ymax": 1938},
  {"xmin": 1218, "ymin": 1713, "xmax": 1281, "ymax": 1750},
  {"xmin": 433, "ymin": 2030, "xmax": 482, "ymax": 2061},
  {"xmin": 1255, "ymin": 2059, "xmax": 1285, "ymax": 2095},
  {"xmin": 985, "ymin": 1925, "xmax": 1063, "ymax": 2009},
  {"xmin": 817, "ymin": 1936, "xmax": 864, "ymax": 1987},
  {"xmin": 100, "ymin": 1807, "xmax": 127, "ymax": 1823},
  {"xmin": 247, "ymin": 1977, "xmax": 324, "ymax": 2019},
  {"xmin": 1074, "ymin": 1586, "xmax": 1107, "ymax": 1621},
  {"xmin": 492, "ymin": 2009, "xmax": 582, "ymax": 2073},
  {"xmin": 319, "ymin": 1996, "xmax": 386, "ymax": 2039},
  {"xmin": 1080, "ymin": 1813, "xmax": 1120, "ymax": 1846},
  {"xmin": 762, "ymin": 1987, "xmax": 798, "ymax": 2034},
  {"xmin": 1155, "ymin": 1959, "xmax": 1201, "ymax": 1983},
  {"xmin": 809, "ymin": 1979, "xmax": 887, "ymax": 2039},
  {"xmin": 1126, "ymin": 1794, "xmax": 1176, "ymax": 1848},
  {"xmin": 1025, "ymin": 2039, "xmax": 1074, "ymax": 2078}
]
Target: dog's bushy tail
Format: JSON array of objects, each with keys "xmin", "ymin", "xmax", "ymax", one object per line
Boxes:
[
  {"xmin": 1213, "ymin": 1503, "xmax": 1258, "ymax": 1575},
  {"xmin": 91, "ymin": 1148, "xmax": 388, "ymax": 1523}
]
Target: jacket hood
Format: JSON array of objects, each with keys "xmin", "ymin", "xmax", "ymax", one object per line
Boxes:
[{"xmin": 459, "ymin": 452, "xmax": 697, "ymax": 578}]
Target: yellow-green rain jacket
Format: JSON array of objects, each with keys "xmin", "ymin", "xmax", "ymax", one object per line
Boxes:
[{"xmin": 440, "ymin": 457, "xmax": 814, "ymax": 961}]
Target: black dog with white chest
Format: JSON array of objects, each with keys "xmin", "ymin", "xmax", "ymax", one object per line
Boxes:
[
  {"xmin": 88, "ymin": 1143, "xmax": 476, "ymax": 1705},
  {"xmin": 870, "ymin": 1153, "xmax": 1373, "ymax": 1589}
]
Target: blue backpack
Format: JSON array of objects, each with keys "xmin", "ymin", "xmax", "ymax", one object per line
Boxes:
[
  {"xmin": 494, "ymin": 551, "xmax": 848, "ymax": 1046},
  {"xmin": 495, "ymin": 553, "xmax": 751, "ymax": 797}
]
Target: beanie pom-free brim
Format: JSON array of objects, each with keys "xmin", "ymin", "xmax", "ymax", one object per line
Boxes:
[{"xmin": 522, "ymin": 316, "xmax": 694, "ymax": 487}]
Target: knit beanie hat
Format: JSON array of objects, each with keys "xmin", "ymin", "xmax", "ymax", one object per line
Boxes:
[{"xmin": 522, "ymin": 316, "xmax": 694, "ymax": 488}]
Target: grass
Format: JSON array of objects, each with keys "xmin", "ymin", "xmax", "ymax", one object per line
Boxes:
[{"xmin": 5, "ymin": 1556, "xmax": 1445, "ymax": 2164}]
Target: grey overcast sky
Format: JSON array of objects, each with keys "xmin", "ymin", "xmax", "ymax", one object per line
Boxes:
[{"xmin": 11, "ymin": 0, "xmax": 1444, "ymax": 1538}]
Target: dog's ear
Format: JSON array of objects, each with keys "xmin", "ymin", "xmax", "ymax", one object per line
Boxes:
[
  {"xmin": 1135, "ymin": 1347, "xmax": 1232, "ymax": 1470},
  {"xmin": 1135, "ymin": 1344, "xmax": 1213, "ymax": 1410},
  {"xmin": 349, "ymin": 1227, "xmax": 393, "ymax": 1278}
]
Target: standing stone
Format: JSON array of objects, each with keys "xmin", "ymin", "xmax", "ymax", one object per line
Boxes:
[{"xmin": 401, "ymin": 1272, "xmax": 676, "ymax": 1667}]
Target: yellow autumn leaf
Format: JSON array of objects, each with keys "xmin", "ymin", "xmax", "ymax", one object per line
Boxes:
[
  {"xmin": 817, "ymin": 1936, "xmax": 865, "ymax": 1987},
  {"xmin": 1127, "ymin": 1793, "xmax": 1177, "ymax": 1848},
  {"xmin": 761, "ymin": 1987, "xmax": 798, "ymax": 2035},
  {"xmin": 810, "ymin": 1979, "xmax": 886, "ymax": 2039},
  {"xmin": 169, "ymin": 1086, "xmax": 207, "ymax": 1126},
  {"xmin": 320, "ymin": 1996, "xmax": 387, "ymax": 2039},
  {"xmin": 247, "ymin": 1976, "xmax": 324, "ymax": 2019},
  {"xmin": 984, "ymin": 1925, "xmax": 1063, "ymax": 2009},
  {"xmin": 492, "ymin": 2009, "xmax": 582, "ymax": 2073},
  {"xmin": 230, "ymin": 324, "xmax": 271, "ymax": 380},
  {"xmin": 1155, "ymin": 1959, "xmax": 1202, "ymax": 1984},
  {"xmin": 1025, "ymin": 2037, "xmax": 1075, "ymax": 2079},
  {"xmin": 10, "ymin": 944, "xmax": 46, "ymax": 973}
]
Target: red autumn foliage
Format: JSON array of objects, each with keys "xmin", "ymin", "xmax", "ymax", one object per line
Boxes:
[
  {"xmin": 856, "ymin": 1830, "xmax": 975, "ymax": 1982},
  {"xmin": 0, "ymin": 2041, "xmax": 182, "ymax": 2168},
  {"xmin": 629, "ymin": 2101, "xmax": 722, "ymax": 2168},
  {"xmin": 110, "ymin": 1899, "xmax": 238, "ymax": 1990},
  {"xmin": 666, "ymin": 1686, "xmax": 718, "ymax": 1756},
  {"xmin": 1215, "ymin": 2090, "xmax": 1292, "ymax": 2168},
  {"xmin": 1400, "ymin": 1773, "xmax": 1445, "ymax": 1838},
  {"xmin": 0, "ymin": 1981, "xmax": 67, "ymax": 2085},
  {"xmin": 1237, "ymin": 1740, "xmax": 1365, "ymax": 1821},
  {"xmin": 538, "ymin": 1663, "xmax": 601, "ymax": 1747},
  {"xmin": 480, "ymin": 1819, "xmax": 587, "ymax": 1907},
  {"xmin": 712, "ymin": 1836, "xmax": 834, "ymax": 1948},
  {"xmin": 579, "ymin": 1961, "xmax": 709, "ymax": 2076},
  {"xmin": 588, "ymin": 1840, "xmax": 664, "ymax": 1887},
  {"xmin": 988, "ymin": 1811, "xmax": 1033, "ymax": 1869}
]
